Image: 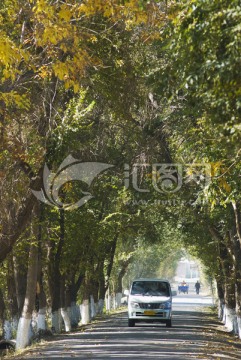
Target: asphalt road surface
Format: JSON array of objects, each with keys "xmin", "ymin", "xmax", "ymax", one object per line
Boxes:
[{"xmin": 13, "ymin": 294, "xmax": 241, "ymax": 360}]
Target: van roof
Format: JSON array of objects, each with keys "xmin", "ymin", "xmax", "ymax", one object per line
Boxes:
[{"xmin": 132, "ymin": 278, "xmax": 170, "ymax": 283}]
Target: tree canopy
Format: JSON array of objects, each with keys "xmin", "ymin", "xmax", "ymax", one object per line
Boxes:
[{"xmin": 1, "ymin": 0, "xmax": 241, "ymax": 346}]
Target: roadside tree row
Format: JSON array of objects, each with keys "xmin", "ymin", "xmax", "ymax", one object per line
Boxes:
[{"xmin": 1, "ymin": 0, "xmax": 241, "ymax": 349}]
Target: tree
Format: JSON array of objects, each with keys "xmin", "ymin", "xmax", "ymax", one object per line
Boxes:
[
  {"xmin": 158, "ymin": 0, "xmax": 241, "ymax": 335},
  {"xmin": 0, "ymin": 0, "xmax": 164, "ymax": 263}
]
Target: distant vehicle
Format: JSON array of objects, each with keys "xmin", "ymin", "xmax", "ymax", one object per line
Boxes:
[
  {"xmin": 126, "ymin": 278, "xmax": 176, "ymax": 327},
  {"xmin": 178, "ymin": 283, "xmax": 189, "ymax": 294}
]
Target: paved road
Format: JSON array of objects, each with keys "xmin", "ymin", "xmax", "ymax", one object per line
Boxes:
[
  {"xmin": 172, "ymin": 292, "xmax": 214, "ymax": 308},
  {"xmin": 14, "ymin": 294, "xmax": 241, "ymax": 360}
]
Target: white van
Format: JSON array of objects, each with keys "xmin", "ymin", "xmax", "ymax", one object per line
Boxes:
[{"xmin": 126, "ymin": 278, "xmax": 176, "ymax": 327}]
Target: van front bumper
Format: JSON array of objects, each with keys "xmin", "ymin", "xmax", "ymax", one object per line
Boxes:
[{"xmin": 128, "ymin": 309, "xmax": 171, "ymax": 321}]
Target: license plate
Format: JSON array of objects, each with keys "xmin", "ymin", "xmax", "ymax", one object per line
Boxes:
[{"xmin": 144, "ymin": 310, "xmax": 155, "ymax": 316}]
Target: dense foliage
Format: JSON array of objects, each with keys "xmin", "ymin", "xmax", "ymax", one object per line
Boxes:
[{"xmin": 0, "ymin": 0, "xmax": 241, "ymax": 346}]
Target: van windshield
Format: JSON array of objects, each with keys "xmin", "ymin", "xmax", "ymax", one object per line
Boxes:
[{"xmin": 131, "ymin": 281, "xmax": 170, "ymax": 296}]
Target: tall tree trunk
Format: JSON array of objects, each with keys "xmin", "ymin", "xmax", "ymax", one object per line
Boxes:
[
  {"xmin": 36, "ymin": 276, "xmax": 47, "ymax": 332},
  {"xmin": 36, "ymin": 204, "xmax": 47, "ymax": 331},
  {"xmin": 209, "ymin": 225, "xmax": 237, "ymax": 331},
  {"xmin": 105, "ymin": 232, "xmax": 119, "ymax": 292},
  {"xmin": 16, "ymin": 240, "xmax": 38, "ymax": 349},
  {"xmin": 117, "ymin": 258, "xmax": 133, "ymax": 293},
  {"xmin": 68, "ymin": 273, "xmax": 83, "ymax": 327},
  {"xmin": 223, "ymin": 268, "xmax": 236, "ymax": 332},
  {"xmin": 231, "ymin": 202, "xmax": 241, "ymax": 337},
  {"xmin": 64, "ymin": 282, "xmax": 73, "ymax": 329},
  {"xmin": 98, "ymin": 261, "xmax": 106, "ymax": 315},
  {"xmin": 229, "ymin": 228, "xmax": 241, "ymax": 337},
  {"xmin": 49, "ymin": 273, "xmax": 62, "ymax": 333},
  {"xmin": 60, "ymin": 276, "xmax": 71, "ymax": 332},
  {"xmin": 216, "ymin": 274, "xmax": 225, "ymax": 320},
  {"xmin": 48, "ymin": 208, "xmax": 65, "ymax": 333},
  {"xmin": 115, "ymin": 259, "xmax": 132, "ymax": 308},
  {"xmin": 13, "ymin": 255, "xmax": 27, "ymax": 317},
  {"xmin": 89, "ymin": 263, "xmax": 100, "ymax": 318},
  {"xmin": 0, "ymin": 289, "xmax": 5, "ymax": 337},
  {"xmin": 232, "ymin": 201, "xmax": 241, "ymax": 246},
  {"xmin": 220, "ymin": 239, "xmax": 236, "ymax": 332},
  {"xmin": 81, "ymin": 274, "xmax": 91, "ymax": 325},
  {"xmin": 5, "ymin": 257, "xmax": 19, "ymax": 340},
  {"xmin": 0, "ymin": 170, "xmax": 43, "ymax": 264}
]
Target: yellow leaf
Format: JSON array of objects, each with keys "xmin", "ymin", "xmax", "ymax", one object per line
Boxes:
[
  {"xmin": 219, "ymin": 179, "xmax": 231, "ymax": 193},
  {"xmin": 59, "ymin": 5, "xmax": 72, "ymax": 22},
  {"xmin": 210, "ymin": 161, "xmax": 223, "ymax": 177},
  {"xmin": 115, "ymin": 59, "xmax": 124, "ymax": 67},
  {"xmin": 73, "ymin": 83, "xmax": 80, "ymax": 93},
  {"xmin": 89, "ymin": 36, "xmax": 98, "ymax": 43}
]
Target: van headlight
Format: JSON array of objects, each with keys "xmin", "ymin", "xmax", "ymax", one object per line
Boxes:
[
  {"xmin": 159, "ymin": 301, "xmax": 171, "ymax": 309},
  {"xmin": 130, "ymin": 301, "xmax": 140, "ymax": 309}
]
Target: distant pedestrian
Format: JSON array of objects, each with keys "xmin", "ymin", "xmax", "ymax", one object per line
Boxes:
[{"xmin": 195, "ymin": 281, "xmax": 201, "ymax": 294}]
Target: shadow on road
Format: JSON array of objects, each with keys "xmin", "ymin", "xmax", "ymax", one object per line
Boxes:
[{"xmin": 13, "ymin": 308, "xmax": 241, "ymax": 360}]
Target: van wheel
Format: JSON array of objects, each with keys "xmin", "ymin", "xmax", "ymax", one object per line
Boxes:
[
  {"xmin": 166, "ymin": 319, "xmax": 172, "ymax": 328},
  {"xmin": 128, "ymin": 319, "xmax": 135, "ymax": 327}
]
